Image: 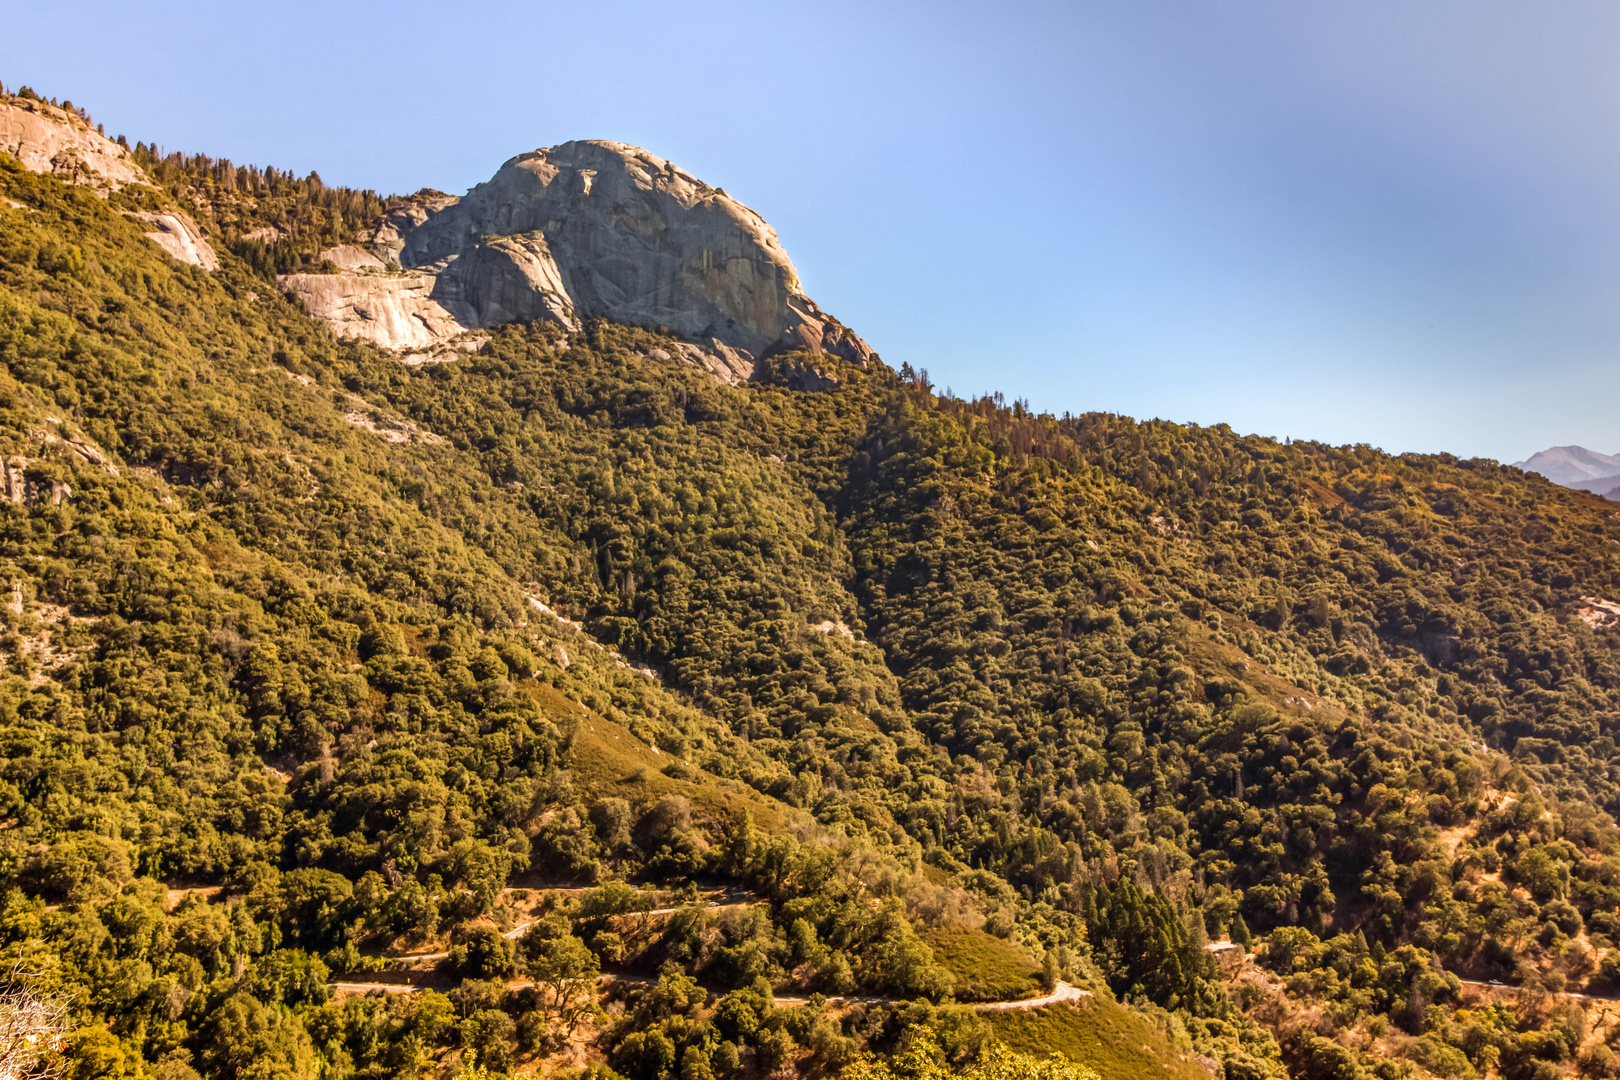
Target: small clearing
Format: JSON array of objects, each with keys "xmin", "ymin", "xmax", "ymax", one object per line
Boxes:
[
  {"xmin": 812, "ymin": 619, "xmax": 856, "ymax": 641},
  {"xmin": 339, "ymin": 397, "xmax": 446, "ymax": 446}
]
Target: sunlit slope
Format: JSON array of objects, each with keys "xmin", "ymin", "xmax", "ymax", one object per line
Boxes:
[{"xmin": 10, "ymin": 130, "xmax": 1620, "ymax": 1080}]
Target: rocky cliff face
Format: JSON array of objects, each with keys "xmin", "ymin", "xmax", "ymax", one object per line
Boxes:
[
  {"xmin": 286, "ymin": 232, "xmax": 578, "ymax": 355},
  {"xmin": 129, "ymin": 211, "xmax": 219, "ymax": 271},
  {"xmin": 283, "ymin": 141, "xmax": 872, "ymax": 379},
  {"xmin": 281, "ymin": 270, "xmax": 466, "ymax": 352},
  {"xmin": 0, "ymin": 95, "xmax": 219, "ymax": 271},
  {"xmin": 0, "ymin": 96, "xmax": 144, "ymax": 191}
]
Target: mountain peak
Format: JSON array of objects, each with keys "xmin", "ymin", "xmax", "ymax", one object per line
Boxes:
[
  {"xmin": 3, "ymin": 91, "xmax": 222, "ymax": 272},
  {"xmin": 0, "ymin": 95, "xmax": 873, "ymax": 379},
  {"xmin": 1511, "ymin": 444, "xmax": 1620, "ymax": 489},
  {"xmin": 284, "ymin": 139, "xmax": 874, "ymax": 378}
]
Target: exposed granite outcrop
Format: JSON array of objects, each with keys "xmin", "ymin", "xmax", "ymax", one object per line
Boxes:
[
  {"xmin": 323, "ymin": 244, "xmax": 385, "ymax": 271},
  {"xmin": 283, "ymin": 270, "xmax": 464, "ymax": 351},
  {"xmin": 432, "ymin": 232, "xmax": 577, "ymax": 330},
  {"xmin": 284, "ymin": 141, "xmax": 873, "ymax": 379},
  {"xmin": 129, "ymin": 211, "xmax": 219, "ymax": 270},
  {"xmin": 639, "ymin": 342, "xmax": 755, "ymax": 385},
  {"xmin": 1, "ymin": 98, "xmax": 869, "ymax": 369},
  {"xmin": 0, "ymin": 97, "xmax": 144, "ymax": 191},
  {"xmin": 284, "ymin": 232, "xmax": 576, "ymax": 352},
  {"xmin": 1, "ymin": 95, "xmax": 219, "ymax": 271}
]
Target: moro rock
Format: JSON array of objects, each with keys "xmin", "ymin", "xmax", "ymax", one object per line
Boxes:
[{"xmin": 283, "ymin": 141, "xmax": 873, "ymax": 379}]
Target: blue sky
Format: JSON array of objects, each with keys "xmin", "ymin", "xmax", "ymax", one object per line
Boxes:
[{"xmin": 6, "ymin": 1, "xmax": 1618, "ymax": 462}]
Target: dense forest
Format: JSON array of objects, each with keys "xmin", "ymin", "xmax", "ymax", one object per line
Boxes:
[
  {"xmin": 125, "ymin": 143, "xmax": 408, "ymax": 279},
  {"xmin": 7, "ymin": 87, "xmax": 1620, "ymax": 1080}
]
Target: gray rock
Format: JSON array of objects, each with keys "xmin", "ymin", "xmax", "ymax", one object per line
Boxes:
[
  {"xmin": 129, "ymin": 211, "xmax": 219, "ymax": 270},
  {"xmin": 322, "ymin": 244, "xmax": 385, "ymax": 271},
  {"xmin": 286, "ymin": 140, "xmax": 872, "ymax": 375},
  {"xmin": 281, "ymin": 270, "xmax": 465, "ymax": 351},
  {"xmin": 2, "ymin": 96, "xmax": 220, "ymax": 273},
  {"xmin": 433, "ymin": 232, "xmax": 577, "ymax": 331}
]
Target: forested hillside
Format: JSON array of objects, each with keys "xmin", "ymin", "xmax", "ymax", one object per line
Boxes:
[{"xmin": 7, "ymin": 98, "xmax": 1620, "ymax": 1080}]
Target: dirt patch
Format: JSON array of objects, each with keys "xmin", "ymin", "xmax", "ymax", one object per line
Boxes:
[
  {"xmin": 0, "ymin": 595, "xmax": 96, "ymax": 687},
  {"xmin": 812, "ymin": 619, "xmax": 856, "ymax": 641},
  {"xmin": 1183, "ymin": 622, "xmax": 1345, "ymax": 721},
  {"xmin": 164, "ymin": 885, "xmax": 223, "ymax": 912},
  {"xmin": 1299, "ymin": 478, "xmax": 1347, "ymax": 509},
  {"xmin": 1436, "ymin": 823, "xmax": 1473, "ymax": 861},
  {"xmin": 1575, "ymin": 596, "xmax": 1620, "ymax": 628},
  {"xmin": 341, "ymin": 409, "xmax": 446, "ymax": 446}
]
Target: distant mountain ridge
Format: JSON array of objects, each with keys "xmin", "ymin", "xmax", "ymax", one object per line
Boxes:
[{"xmin": 1512, "ymin": 444, "xmax": 1620, "ymax": 495}]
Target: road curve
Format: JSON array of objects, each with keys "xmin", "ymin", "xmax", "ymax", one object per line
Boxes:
[
  {"xmin": 774, "ymin": 980, "xmax": 1089, "ymax": 1012},
  {"xmin": 973, "ymin": 981, "xmax": 1090, "ymax": 1011},
  {"xmin": 335, "ymin": 896, "xmax": 1090, "ymax": 1014}
]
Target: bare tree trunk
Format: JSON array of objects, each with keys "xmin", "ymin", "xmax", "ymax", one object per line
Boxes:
[{"xmin": 0, "ymin": 954, "xmax": 70, "ymax": 1080}]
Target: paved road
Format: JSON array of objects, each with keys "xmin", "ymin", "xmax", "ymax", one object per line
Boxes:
[
  {"xmin": 774, "ymin": 980, "xmax": 1089, "ymax": 1012},
  {"xmin": 973, "ymin": 981, "xmax": 1090, "ymax": 1011},
  {"xmin": 331, "ymin": 891, "xmax": 1094, "ymax": 1014}
]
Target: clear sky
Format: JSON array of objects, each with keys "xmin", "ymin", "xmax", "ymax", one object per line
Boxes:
[{"xmin": 6, "ymin": 1, "xmax": 1618, "ymax": 463}]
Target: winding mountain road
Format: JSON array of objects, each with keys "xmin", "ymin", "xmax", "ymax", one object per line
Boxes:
[
  {"xmin": 1457, "ymin": 977, "xmax": 1620, "ymax": 1005},
  {"xmin": 333, "ymin": 890, "xmax": 1087, "ymax": 1012},
  {"xmin": 773, "ymin": 980, "xmax": 1089, "ymax": 1012},
  {"xmin": 330, "ymin": 973, "xmax": 1090, "ymax": 1012},
  {"xmin": 973, "ymin": 981, "xmax": 1091, "ymax": 1011}
]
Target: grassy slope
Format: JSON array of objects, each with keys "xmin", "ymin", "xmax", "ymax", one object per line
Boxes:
[
  {"xmin": 922, "ymin": 927, "xmax": 1041, "ymax": 1003},
  {"xmin": 987, "ymin": 999, "xmax": 1213, "ymax": 1080},
  {"xmin": 524, "ymin": 677, "xmax": 800, "ymax": 833}
]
